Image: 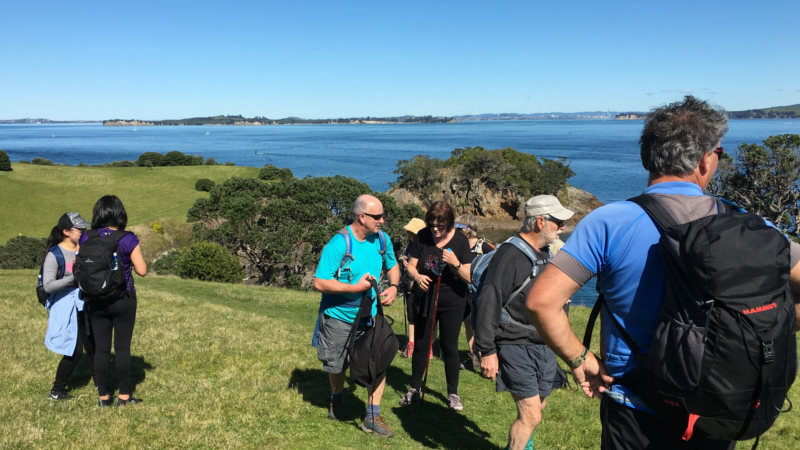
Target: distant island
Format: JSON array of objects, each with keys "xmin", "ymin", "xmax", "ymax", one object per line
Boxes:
[
  {"xmin": 727, "ymin": 104, "xmax": 799, "ymax": 119},
  {"xmin": 103, "ymin": 115, "xmax": 456, "ymax": 126},
  {"xmin": 0, "ymin": 118, "xmax": 100, "ymax": 124}
]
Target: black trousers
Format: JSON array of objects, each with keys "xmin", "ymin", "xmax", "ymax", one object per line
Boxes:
[
  {"xmin": 52, "ymin": 310, "xmax": 94, "ymax": 391},
  {"xmin": 410, "ymin": 305, "xmax": 465, "ymax": 395},
  {"xmin": 600, "ymin": 397, "xmax": 735, "ymax": 450},
  {"xmin": 91, "ymin": 292, "xmax": 137, "ymax": 396}
]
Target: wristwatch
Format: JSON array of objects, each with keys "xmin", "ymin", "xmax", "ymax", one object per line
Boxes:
[
  {"xmin": 454, "ymin": 262, "xmax": 462, "ymax": 270},
  {"xmin": 389, "ymin": 283, "xmax": 399, "ymax": 290},
  {"xmin": 568, "ymin": 347, "xmax": 589, "ymax": 369}
]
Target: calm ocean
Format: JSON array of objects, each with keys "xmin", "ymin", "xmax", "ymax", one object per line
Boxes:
[{"xmin": 2, "ymin": 120, "xmax": 797, "ymax": 304}]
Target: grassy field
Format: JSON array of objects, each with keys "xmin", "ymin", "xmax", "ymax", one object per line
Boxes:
[
  {"xmin": 0, "ymin": 163, "xmax": 259, "ymax": 246},
  {"xmin": 1, "ymin": 270, "xmax": 798, "ymax": 449}
]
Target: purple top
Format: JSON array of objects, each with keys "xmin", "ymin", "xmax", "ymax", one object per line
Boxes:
[{"xmin": 79, "ymin": 227, "xmax": 140, "ymax": 292}]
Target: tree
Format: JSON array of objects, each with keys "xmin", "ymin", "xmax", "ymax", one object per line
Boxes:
[
  {"xmin": 188, "ymin": 174, "xmax": 423, "ymax": 289},
  {"xmin": 0, "ymin": 150, "xmax": 11, "ymax": 171},
  {"xmin": 709, "ymin": 134, "xmax": 800, "ymax": 236}
]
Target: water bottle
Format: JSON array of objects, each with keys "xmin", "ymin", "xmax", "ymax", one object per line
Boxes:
[
  {"xmin": 37, "ymin": 273, "xmax": 43, "ymax": 288},
  {"xmin": 111, "ymin": 252, "xmax": 120, "ymax": 271}
]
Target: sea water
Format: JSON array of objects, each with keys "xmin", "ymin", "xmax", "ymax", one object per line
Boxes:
[{"xmin": 2, "ymin": 119, "xmax": 797, "ymax": 303}]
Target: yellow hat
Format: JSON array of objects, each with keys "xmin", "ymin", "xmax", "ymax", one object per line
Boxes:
[{"xmin": 403, "ymin": 218, "xmax": 426, "ymax": 235}]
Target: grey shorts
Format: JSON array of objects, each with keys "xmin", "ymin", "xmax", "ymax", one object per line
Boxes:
[
  {"xmin": 316, "ymin": 313, "xmax": 364, "ymax": 374},
  {"xmin": 496, "ymin": 343, "xmax": 557, "ymax": 399}
]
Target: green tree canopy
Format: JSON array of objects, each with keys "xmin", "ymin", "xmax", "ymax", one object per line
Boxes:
[
  {"xmin": 0, "ymin": 150, "xmax": 12, "ymax": 171},
  {"xmin": 710, "ymin": 134, "xmax": 800, "ymax": 237}
]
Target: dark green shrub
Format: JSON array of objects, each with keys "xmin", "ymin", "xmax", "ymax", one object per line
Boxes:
[
  {"xmin": 225, "ymin": 161, "xmax": 235, "ymax": 166},
  {"xmin": 204, "ymin": 157, "xmax": 221, "ymax": 165},
  {"xmin": 259, "ymin": 164, "xmax": 295, "ymax": 181},
  {"xmin": 195, "ymin": 178, "xmax": 216, "ymax": 192},
  {"xmin": 152, "ymin": 249, "xmax": 183, "ymax": 275},
  {"xmin": 0, "ymin": 150, "xmax": 11, "ymax": 171},
  {"xmin": 109, "ymin": 160, "xmax": 136, "ymax": 167},
  {"xmin": 177, "ymin": 242, "xmax": 243, "ymax": 283},
  {"xmin": 0, "ymin": 236, "xmax": 47, "ymax": 269},
  {"xmin": 32, "ymin": 157, "xmax": 55, "ymax": 165},
  {"xmin": 137, "ymin": 152, "xmax": 165, "ymax": 167}
]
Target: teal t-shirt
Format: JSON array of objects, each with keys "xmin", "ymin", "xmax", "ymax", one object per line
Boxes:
[{"xmin": 315, "ymin": 226, "xmax": 397, "ymax": 323}]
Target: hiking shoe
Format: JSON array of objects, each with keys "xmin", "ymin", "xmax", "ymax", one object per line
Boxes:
[
  {"xmin": 115, "ymin": 396, "xmax": 142, "ymax": 406},
  {"xmin": 398, "ymin": 387, "xmax": 421, "ymax": 406},
  {"xmin": 401, "ymin": 342, "xmax": 414, "ymax": 358},
  {"xmin": 328, "ymin": 397, "xmax": 343, "ymax": 421},
  {"xmin": 448, "ymin": 394, "xmax": 463, "ymax": 411},
  {"xmin": 98, "ymin": 396, "xmax": 114, "ymax": 407},
  {"xmin": 49, "ymin": 390, "xmax": 73, "ymax": 400},
  {"xmin": 360, "ymin": 415, "xmax": 393, "ymax": 437}
]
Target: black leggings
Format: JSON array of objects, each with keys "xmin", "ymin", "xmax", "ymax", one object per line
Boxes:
[
  {"xmin": 410, "ymin": 306, "xmax": 465, "ymax": 395},
  {"xmin": 91, "ymin": 292, "xmax": 137, "ymax": 396},
  {"xmin": 52, "ymin": 310, "xmax": 94, "ymax": 391}
]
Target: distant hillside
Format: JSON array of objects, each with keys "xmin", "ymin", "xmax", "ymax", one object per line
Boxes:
[
  {"xmin": 0, "ymin": 118, "xmax": 99, "ymax": 124},
  {"xmin": 456, "ymin": 112, "xmax": 618, "ymax": 120},
  {"xmin": 728, "ymin": 104, "xmax": 800, "ymax": 119},
  {"xmin": 103, "ymin": 114, "xmax": 455, "ymax": 126}
]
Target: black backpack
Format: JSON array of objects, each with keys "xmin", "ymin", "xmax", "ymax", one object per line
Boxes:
[
  {"xmin": 36, "ymin": 246, "xmax": 65, "ymax": 306},
  {"xmin": 74, "ymin": 229, "xmax": 129, "ymax": 304},
  {"xmin": 344, "ymin": 278, "xmax": 399, "ymax": 393},
  {"xmin": 585, "ymin": 195, "xmax": 797, "ymax": 444}
]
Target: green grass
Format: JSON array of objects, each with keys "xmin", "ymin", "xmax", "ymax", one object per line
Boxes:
[
  {"xmin": 0, "ymin": 163, "xmax": 259, "ymax": 245},
  {"xmin": 1, "ymin": 270, "xmax": 797, "ymax": 449}
]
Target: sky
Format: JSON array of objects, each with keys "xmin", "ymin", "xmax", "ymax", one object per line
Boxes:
[{"xmin": 1, "ymin": 1, "xmax": 798, "ymax": 120}]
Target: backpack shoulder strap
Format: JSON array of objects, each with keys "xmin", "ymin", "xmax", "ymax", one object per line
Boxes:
[
  {"xmin": 51, "ymin": 245, "xmax": 65, "ymax": 280},
  {"xmin": 377, "ymin": 230, "xmax": 387, "ymax": 256},
  {"xmin": 499, "ymin": 236, "xmax": 552, "ymax": 328},
  {"xmin": 334, "ymin": 227, "xmax": 353, "ymax": 279},
  {"xmin": 628, "ymin": 194, "xmax": 679, "ymax": 232}
]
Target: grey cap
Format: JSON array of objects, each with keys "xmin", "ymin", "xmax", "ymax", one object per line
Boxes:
[
  {"xmin": 524, "ymin": 195, "xmax": 575, "ymax": 221},
  {"xmin": 65, "ymin": 212, "xmax": 90, "ymax": 229}
]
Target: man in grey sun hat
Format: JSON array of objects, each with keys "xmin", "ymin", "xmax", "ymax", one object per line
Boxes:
[{"xmin": 475, "ymin": 194, "xmax": 573, "ymax": 450}]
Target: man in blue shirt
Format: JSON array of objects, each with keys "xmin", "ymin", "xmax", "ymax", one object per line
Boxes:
[
  {"xmin": 526, "ymin": 96, "xmax": 800, "ymax": 449},
  {"xmin": 313, "ymin": 194, "xmax": 400, "ymax": 437}
]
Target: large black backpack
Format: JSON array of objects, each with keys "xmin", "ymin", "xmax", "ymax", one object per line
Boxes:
[
  {"xmin": 344, "ymin": 278, "xmax": 399, "ymax": 393},
  {"xmin": 585, "ymin": 195, "xmax": 797, "ymax": 444},
  {"xmin": 74, "ymin": 229, "xmax": 129, "ymax": 304}
]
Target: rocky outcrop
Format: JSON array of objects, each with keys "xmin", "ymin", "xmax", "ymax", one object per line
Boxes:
[{"xmin": 387, "ymin": 178, "xmax": 602, "ymax": 231}]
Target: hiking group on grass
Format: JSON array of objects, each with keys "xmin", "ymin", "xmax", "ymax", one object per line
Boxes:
[{"xmin": 38, "ymin": 96, "xmax": 799, "ymax": 449}]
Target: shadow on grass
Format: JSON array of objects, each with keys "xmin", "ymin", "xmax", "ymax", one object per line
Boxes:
[
  {"xmin": 288, "ymin": 368, "xmax": 365, "ymax": 422},
  {"xmin": 70, "ymin": 353, "xmax": 153, "ymax": 394}
]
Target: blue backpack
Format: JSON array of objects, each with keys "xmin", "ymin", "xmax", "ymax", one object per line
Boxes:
[
  {"xmin": 36, "ymin": 246, "xmax": 65, "ymax": 306},
  {"xmin": 334, "ymin": 227, "xmax": 389, "ymax": 280},
  {"xmin": 469, "ymin": 235, "xmax": 551, "ymax": 330}
]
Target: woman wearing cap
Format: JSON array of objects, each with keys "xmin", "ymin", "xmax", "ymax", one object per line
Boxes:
[
  {"xmin": 399, "ymin": 201, "xmax": 472, "ymax": 412},
  {"xmin": 400, "ymin": 218, "xmax": 426, "ymax": 358},
  {"xmin": 454, "ymin": 214, "xmax": 496, "ymax": 370},
  {"xmin": 81, "ymin": 195, "xmax": 147, "ymax": 406},
  {"xmin": 41, "ymin": 212, "xmax": 93, "ymax": 400}
]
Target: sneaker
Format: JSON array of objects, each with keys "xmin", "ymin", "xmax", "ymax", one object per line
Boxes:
[
  {"xmin": 98, "ymin": 396, "xmax": 114, "ymax": 407},
  {"xmin": 328, "ymin": 397, "xmax": 343, "ymax": 421},
  {"xmin": 448, "ymin": 394, "xmax": 463, "ymax": 411},
  {"xmin": 398, "ymin": 387, "xmax": 421, "ymax": 406},
  {"xmin": 360, "ymin": 415, "xmax": 393, "ymax": 437},
  {"xmin": 115, "ymin": 396, "xmax": 142, "ymax": 406},
  {"xmin": 49, "ymin": 389, "xmax": 73, "ymax": 400},
  {"xmin": 401, "ymin": 342, "xmax": 414, "ymax": 358}
]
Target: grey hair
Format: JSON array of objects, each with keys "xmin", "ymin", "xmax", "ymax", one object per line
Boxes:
[
  {"xmin": 521, "ymin": 215, "xmax": 539, "ymax": 232},
  {"xmin": 640, "ymin": 96, "xmax": 728, "ymax": 176},
  {"xmin": 352, "ymin": 195, "xmax": 370, "ymax": 216},
  {"xmin": 455, "ymin": 214, "xmax": 479, "ymax": 238}
]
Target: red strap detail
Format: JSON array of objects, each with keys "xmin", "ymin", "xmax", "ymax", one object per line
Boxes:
[{"xmin": 682, "ymin": 413, "xmax": 700, "ymax": 441}]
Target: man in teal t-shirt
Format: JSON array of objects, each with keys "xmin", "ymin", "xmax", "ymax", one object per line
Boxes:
[{"xmin": 313, "ymin": 194, "xmax": 400, "ymax": 437}]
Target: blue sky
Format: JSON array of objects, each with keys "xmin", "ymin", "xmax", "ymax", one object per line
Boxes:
[{"xmin": 2, "ymin": 1, "xmax": 798, "ymax": 120}]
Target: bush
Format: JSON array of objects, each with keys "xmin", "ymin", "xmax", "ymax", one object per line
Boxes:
[
  {"xmin": 225, "ymin": 161, "xmax": 235, "ymax": 166},
  {"xmin": 0, "ymin": 150, "xmax": 11, "ymax": 171},
  {"xmin": 152, "ymin": 249, "xmax": 183, "ymax": 275},
  {"xmin": 137, "ymin": 152, "xmax": 165, "ymax": 167},
  {"xmin": 109, "ymin": 160, "xmax": 136, "ymax": 167},
  {"xmin": 0, "ymin": 236, "xmax": 47, "ymax": 269},
  {"xmin": 149, "ymin": 221, "xmax": 164, "ymax": 235},
  {"xmin": 259, "ymin": 164, "xmax": 295, "ymax": 181},
  {"xmin": 195, "ymin": 178, "xmax": 216, "ymax": 192},
  {"xmin": 177, "ymin": 242, "xmax": 243, "ymax": 283},
  {"xmin": 32, "ymin": 157, "xmax": 55, "ymax": 166}
]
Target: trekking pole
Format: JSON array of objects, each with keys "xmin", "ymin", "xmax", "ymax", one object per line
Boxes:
[{"xmin": 420, "ymin": 249, "xmax": 444, "ymax": 401}]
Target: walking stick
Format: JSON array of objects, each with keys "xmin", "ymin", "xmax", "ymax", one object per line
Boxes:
[{"xmin": 420, "ymin": 249, "xmax": 444, "ymax": 401}]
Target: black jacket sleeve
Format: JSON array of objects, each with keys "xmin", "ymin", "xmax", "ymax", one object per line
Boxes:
[{"xmin": 473, "ymin": 245, "xmax": 526, "ymax": 356}]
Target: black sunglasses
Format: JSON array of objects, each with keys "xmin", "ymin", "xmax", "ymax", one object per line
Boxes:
[
  {"xmin": 544, "ymin": 216, "xmax": 565, "ymax": 228},
  {"xmin": 713, "ymin": 147, "xmax": 728, "ymax": 159},
  {"xmin": 427, "ymin": 222, "xmax": 447, "ymax": 230},
  {"xmin": 362, "ymin": 212, "xmax": 384, "ymax": 220}
]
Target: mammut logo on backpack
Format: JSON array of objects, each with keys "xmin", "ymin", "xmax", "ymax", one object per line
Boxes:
[{"xmin": 743, "ymin": 302, "xmax": 777, "ymax": 315}]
